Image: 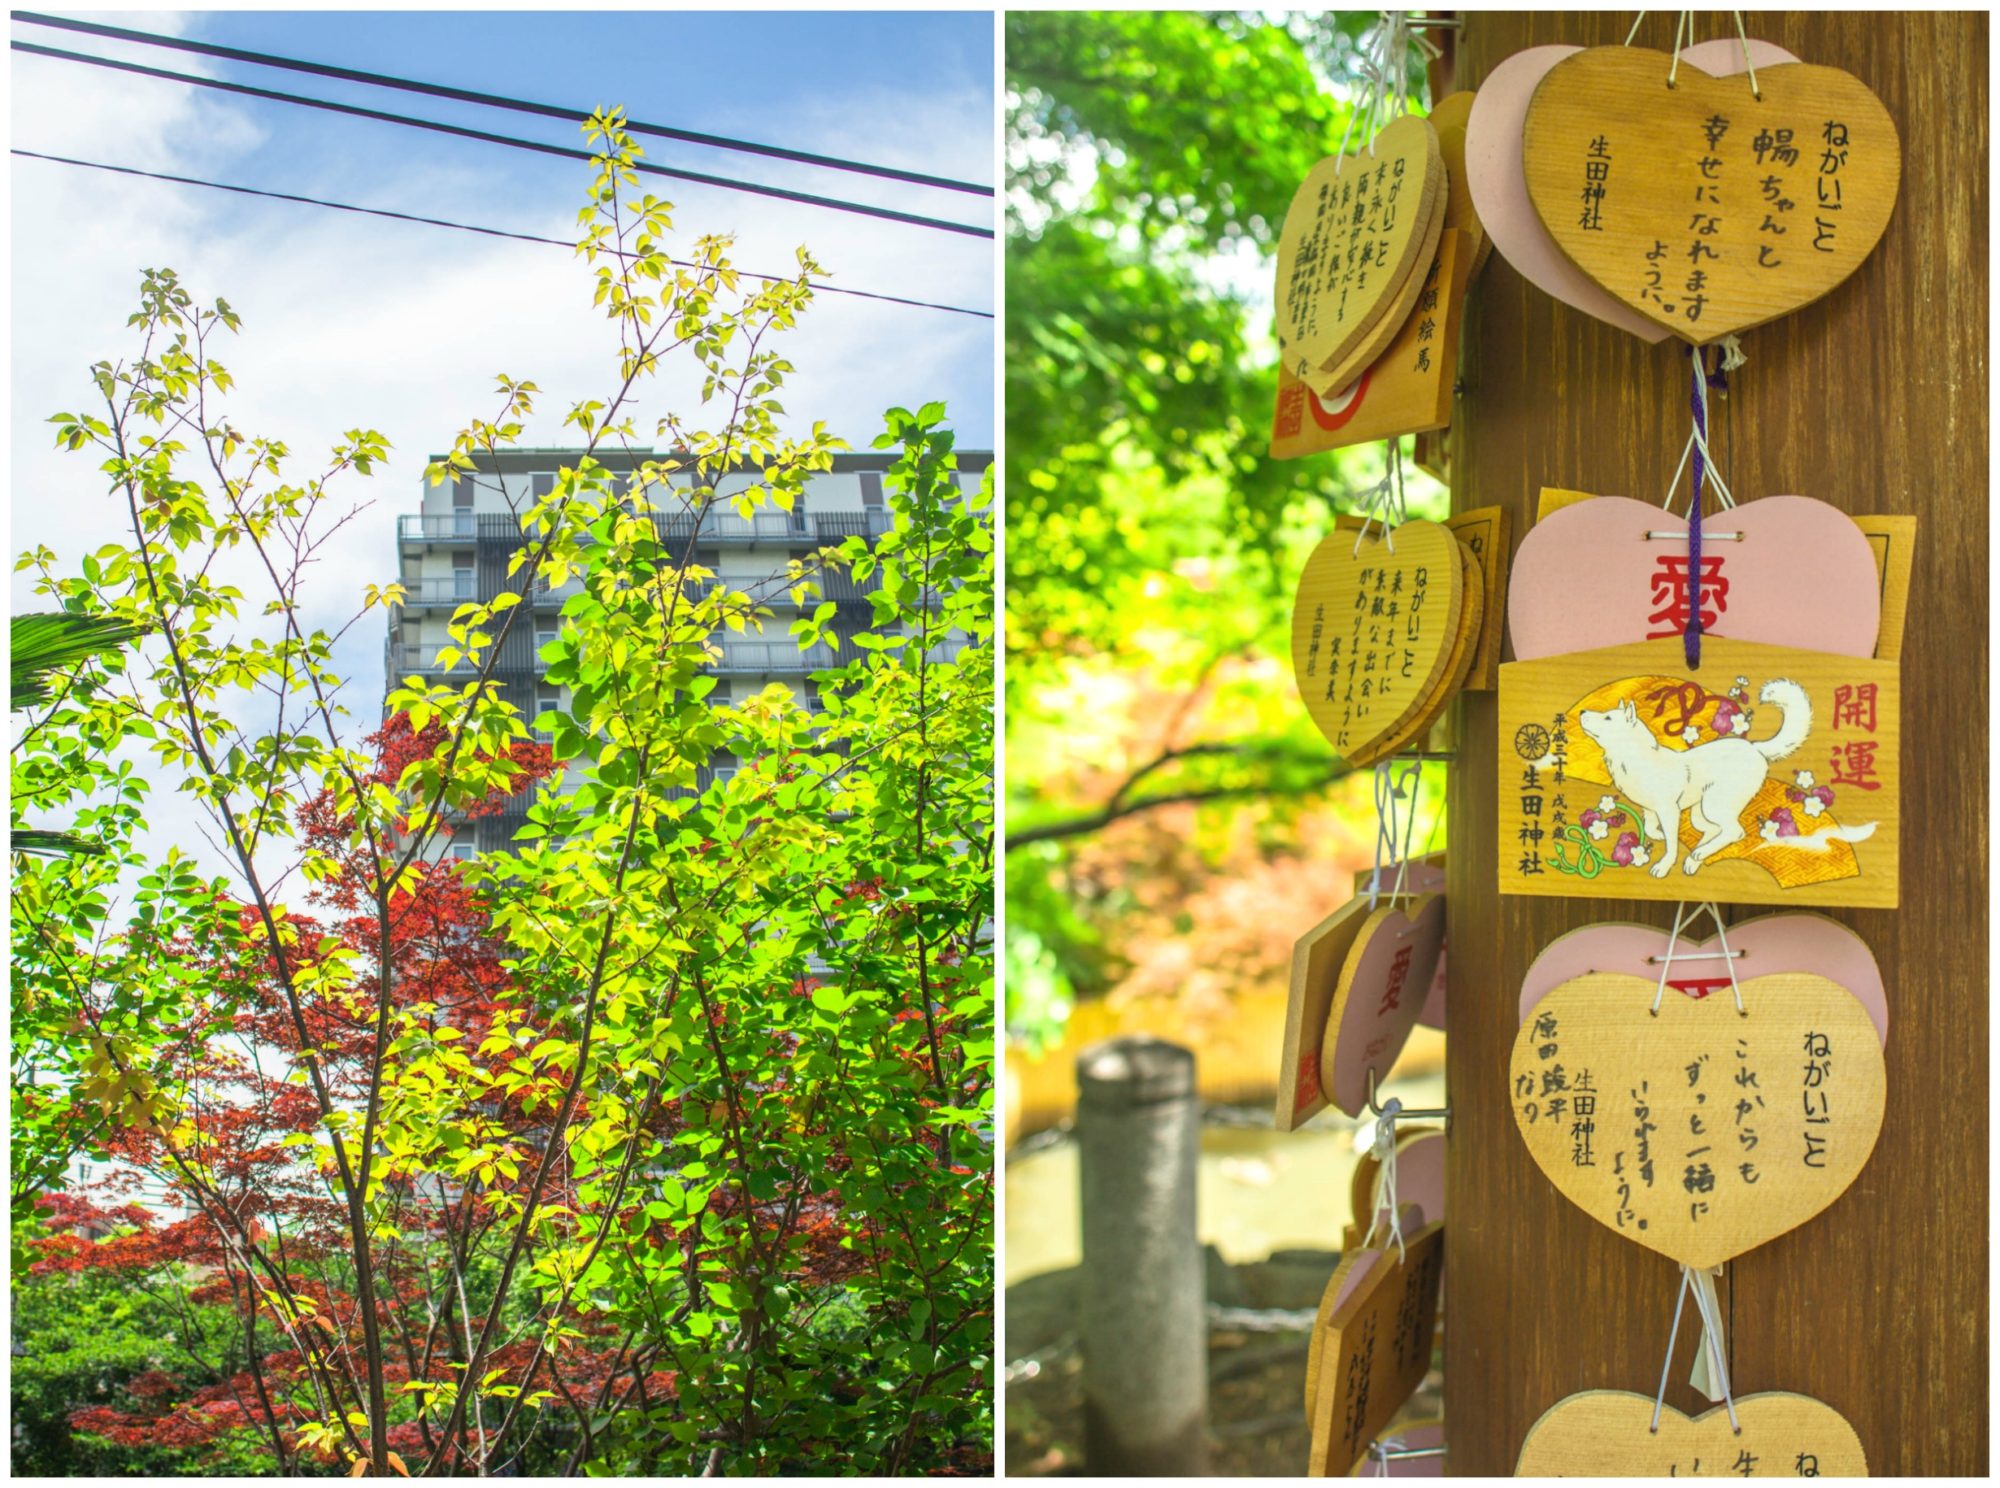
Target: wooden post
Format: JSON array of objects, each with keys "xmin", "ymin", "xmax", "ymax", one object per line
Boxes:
[{"xmin": 1444, "ymin": 10, "xmax": 1987, "ymax": 1475}]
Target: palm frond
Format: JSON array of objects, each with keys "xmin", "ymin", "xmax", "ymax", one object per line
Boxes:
[{"xmin": 10, "ymin": 611, "xmax": 147, "ymax": 710}]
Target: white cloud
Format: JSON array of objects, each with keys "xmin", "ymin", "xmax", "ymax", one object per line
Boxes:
[{"xmin": 8, "ymin": 26, "xmax": 993, "ymax": 888}]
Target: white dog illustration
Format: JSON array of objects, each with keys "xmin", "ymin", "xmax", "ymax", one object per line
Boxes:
[{"xmin": 1577, "ymin": 680, "xmax": 1830, "ymax": 879}]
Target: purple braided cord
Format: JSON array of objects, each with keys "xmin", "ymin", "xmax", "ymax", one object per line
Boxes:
[{"xmin": 1685, "ymin": 348, "xmax": 1707, "ymax": 669}]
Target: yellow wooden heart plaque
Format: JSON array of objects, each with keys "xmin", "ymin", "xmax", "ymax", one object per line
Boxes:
[
  {"xmin": 1348, "ymin": 536, "xmax": 1483, "ymax": 767},
  {"xmin": 1522, "ymin": 47, "xmax": 1900, "ymax": 341},
  {"xmin": 1278, "ymin": 115, "xmax": 1445, "ymax": 375},
  {"xmin": 1512, "ymin": 972, "xmax": 1884, "ymax": 1270},
  {"xmin": 1516, "ymin": 1389, "xmax": 1867, "ymax": 1476},
  {"xmin": 1293, "ymin": 520, "xmax": 1464, "ymax": 764},
  {"xmin": 1307, "ymin": 189, "xmax": 1448, "ymax": 399}
]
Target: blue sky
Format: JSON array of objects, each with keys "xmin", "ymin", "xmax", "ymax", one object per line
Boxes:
[
  {"xmin": 10, "ymin": 7, "xmax": 995, "ymax": 876},
  {"xmin": 120, "ymin": 8, "xmax": 996, "ymax": 273}
]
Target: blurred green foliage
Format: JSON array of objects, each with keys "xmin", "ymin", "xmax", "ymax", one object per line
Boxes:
[{"xmin": 1004, "ymin": 12, "xmax": 1447, "ymax": 1044}]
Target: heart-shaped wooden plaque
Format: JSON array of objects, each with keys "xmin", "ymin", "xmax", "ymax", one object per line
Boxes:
[
  {"xmin": 1323, "ymin": 895, "xmax": 1447, "ymax": 1118},
  {"xmin": 1516, "ymin": 1389, "xmax": 1867, "ymax": 1476},
  {"xmin": 1519, "ymin": 913, "xmax": 1888, "ymax": 1048},
  {"xmin": 1352, "ymin": 853, "xmax": 1448, "ymax": 1029},
  {"xmin": 1513, "ymin": 972, "xmax": 1884, "ymax": 1269},
  {"xmin": 1277, "ymin": 115, "xmax": 1445, "ymax": 376},
  {"xmin": 1466, "ymin": 40, "xmax": 1800, "ymax": 342},
  {"xmin": 1348, "ymin": 537, "xmax": 1483, "ymax": 768},
  {"xmin": 1294, "ymin": 521, "xmax": 1464, "ymax": 764},
  {"xmin": 1508, "ymin": 495, "xmax": 1883, "ymax": 662},
  {"xmin": 1524, "ymin": 47, "xmax": 1901, "ymax": 341}
]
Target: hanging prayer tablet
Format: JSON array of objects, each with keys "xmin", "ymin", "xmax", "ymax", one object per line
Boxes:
[
  {"xmin": 1319, "ymin": 896, "xmax": 1446, "ymax": 1119},
  {"xmin": 1352, "ymin": 853, "xmax": 1448, "ymax": 1029},
  {"xmin": 1511, "ymin": 971, "xmax": 1885, "ymax": 1270},
  {"xmin": 1507, "ymin": 495, "xmax": 1883, "ymax": 661},
  {"xmin": 1276, "ymin": 895, "xmax": 1375, "ymax": 1131},
  {"xmin": 1466, "ymin": 41, "xmax": 1801, "ymax": 341},
  {"xmin": 1304, "ymin": 1220, "xmax": 1444, "ymax": 1477},
  {"xmin": 1277, "ymin": 115, "xmax": 1446, "ymax": 378},
  {"xmin": 1519, "ymin": 490, "xmax": 1915, "ymax": 664},
  {"xmin": 1272, "ymin": 229, "xmax": 1471, "ymax": 459},
  {"xmin": 1293, "ymin": 520, "xmax": 1466, "ymax": 764},
  {"xmin": 1497, "ymin": 637, "xmax": 1900, "ymax": 908},
  {"xmin": 1518, "ymin": 913, "xmax": 1888, "ymax": 1049},
  {"xmin": 1521, "ymin": 47, "xmax": 1901, "ymax": 342},
  {"xmin": 1515, "ymin": 1390, "xmax": 1867, "ymax": 1477}
]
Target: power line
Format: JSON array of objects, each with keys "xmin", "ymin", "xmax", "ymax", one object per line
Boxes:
[
  {"xmin": 11, "ymin": 40, "xmax": 994, "ymax": 241},
  {"xmin": 10, "ymin": 149, "xmax": 994, "ymax": 321},
  {"xmin": 10, "ymin": 10, "xmax": 994, "ymax": 198}
]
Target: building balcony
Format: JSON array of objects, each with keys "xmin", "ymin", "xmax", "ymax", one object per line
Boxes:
[
  {"xmin": 398, "ymin": 514, "xmax": 480, "ymax": 545},
  {"xmin": 710, "ymin": 640, "xmax": 839, "ymax": 675},
  {"xmin": 397, "ymin": 508, "xmax": 895, "ymax": 552}
]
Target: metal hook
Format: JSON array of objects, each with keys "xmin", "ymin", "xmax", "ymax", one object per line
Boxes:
[{"xmin": 1367, "ymin": 1066, "xmax": 1449, "ymax": 1123}]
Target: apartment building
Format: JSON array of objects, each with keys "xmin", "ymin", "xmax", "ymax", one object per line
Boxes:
[{"xmin": 386, "ymin": 447, "xmax": 992, "ymax": 859}]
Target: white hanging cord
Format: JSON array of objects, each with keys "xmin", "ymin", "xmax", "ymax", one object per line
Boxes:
[
  {"xmin": 1706, "ymin": 902, "xmax": 1747, "ymax": 1016},
  {"xmin": 1732, "ymin": 10, "xmax": 1761, "ymax": 97},
  {"xmin": 1650, "ymin": 903, "xmax": 1748, "ymax": 1016},
  {"xmin": 1389, "ymin": 753, "xmax": 1423, "ymax": 901},
  {"xmin": 1651, "ymin": 1266, "xmax": 1693, "ymax": 1431},
  {"xmin": 1365, "ymin": 754, "xmax": 1426, "ymax": 909},
  {"xmin": 1360, "ymin": 1096, "xmax": 1408, "ymax": 1263},
  {"xmin": 1366, "ymin": 759, "xmax": 1402, "ymax": 910},
  {"xmin": 1661, "ymin": 345, "xmax": 1738, "ymax": 515},
  {"xmin": 1350, "ymin": 444, "xmax": 1408, "ymax": 555},
  {"xmin": 1336, "ymin": 12, "xmax": 1443, "ymax": 173},
  {"xmin": 1649, "ymin": 902, "xmax": 1698, "ymax": 1015},
  {"xmin": 1667, "ymin": 11, "xmax": 1691, "ymax": 86},
  {"xmin": 1624, "ymin": 10, "xmax": 1649, "ymax": 46},
  {"xmin": 1687, "ymin": 1263, "xmax": 1740, "ymax": 1428},
  {"xmin": 1690, "ymin": 342, "xmax": 1737, "ymax": 509},
  {"xmin": 1656, "ymin": 1264, "xmax": 1736, "ymax": 1424}
]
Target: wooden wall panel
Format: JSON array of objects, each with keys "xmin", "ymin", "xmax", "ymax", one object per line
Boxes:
[{"xmin": 1443, "ymin": 11, "xmax": 1987, "ymax": 1475}]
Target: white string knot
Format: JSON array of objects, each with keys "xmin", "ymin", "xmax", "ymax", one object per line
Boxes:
[
  {"xmin": 1350, "ymin": 438, "xmax": 1411, "ymax": 554},
  {"xmin": 1361, "ymin": 1096, "xmax": 1406, "ymax": 1263}
]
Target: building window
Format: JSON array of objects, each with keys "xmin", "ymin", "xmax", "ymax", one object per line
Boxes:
[
  {"xmin": 536, "ymin": 684, "xmax": 562, "ymax": 737},
  {"xmin": 531, "ymin": 472, "xmax": 557, "ymax": 499},
  {"xmin": 453, "ymin": 477, "xmax": 475, "ymax": 534},
  {"xmin": 447, "ymin": 840, "xmax": 476, "ymax": 863},
  {"xmin": 453, "ymin": 552, "xmax": 475, "ymax": 598},
  {"xmin": 859, "ymin": 472, "xmax": 885, "ymax": 510}
]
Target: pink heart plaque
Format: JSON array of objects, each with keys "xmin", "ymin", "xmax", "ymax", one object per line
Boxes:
[
  {"xmin": 1507, "ymin": 495, "xmax": 1881, "ymax": 661},
  {"xmin": 1356, "ymin": 857, "xmax": 1449, "ymax": 1029},
  {"xmin": 1519, "ymin": 913, "xmax": 1887, "ymax": 1047},
  {"xmin": 1322, "ymin": 896, "xmax": 1447, "ymax": 1117},
  {"xmin": 1467, "ymin": 39, "xmax": 1800, "ymax": 342}
]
